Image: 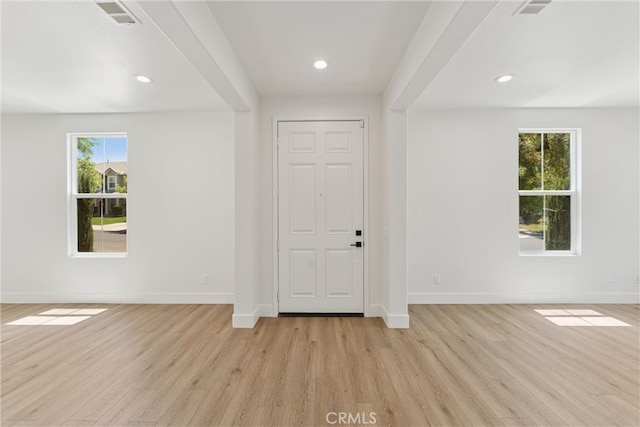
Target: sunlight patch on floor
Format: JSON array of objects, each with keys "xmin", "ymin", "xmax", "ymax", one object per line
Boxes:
[
  {"xmin": 580, "ymin": 316, "xmax": 630, "ymax": 326},
  {"xmin": 40, "ymin": 308, "xmax": 108, "ymax": 316},
  {"xmin": 5, "ymin": 308, "xmax": 108, "ymax": 326},
  {"xmin": 535, "ymin": 309, "xmax": 630, "ymax": 327},
  {"xmin": 535, "ymin": 309, "xmax": 575, "ymax": 316},
  {"xmin": 546, "ymin": 316, "xmax": 593, "ymax": 326}
]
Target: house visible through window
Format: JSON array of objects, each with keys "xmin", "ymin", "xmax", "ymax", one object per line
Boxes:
[
  {"xmin": 69, "ymin": 134, "xmax": 127, "ymax": 256},
  {"xmin": 518, "ymin": 129, "xmax": 580, "ymax": 255}
]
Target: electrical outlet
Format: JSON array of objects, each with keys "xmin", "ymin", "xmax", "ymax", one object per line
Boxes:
[
  {"xmin": 607, "ymin": 274, "xmax": 615, "ymax": 284},
  {"xmin": 39, "ymin": 275, "xmax": 46, "ymax": 284},
  {"xmin": 202, "ymin": 274, "xmax": 209, "ymax": 285},
  {"xmin": 433, "ymin": 274, "xmax": 441, "ymax": 285}
]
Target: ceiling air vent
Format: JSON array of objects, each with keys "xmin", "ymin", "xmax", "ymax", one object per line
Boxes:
[
  {"xmin": 515, "ymin": 0, "xmax": 552, "ymax": 15},
  {"xmin": 96, "ymin": 1, "xmax": 137, "ymax": 24}
]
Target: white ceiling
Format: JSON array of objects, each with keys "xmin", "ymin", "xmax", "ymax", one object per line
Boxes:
[
  {"xmin": 0, "ymin": 1, "xmax": 228, "ymax": 113},
  {"xmin": 1, "ymin": 1, "xmax": 638, "ymax": 114},
  {"xmin": 414, "ymin": 0, "xmax": 639, "ymax": 108},
  {"xmin": 207, "ymin": 1, "xmax": 431, "ymax": 97}
]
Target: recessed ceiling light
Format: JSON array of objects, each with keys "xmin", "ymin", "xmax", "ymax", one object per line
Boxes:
[
  {"xmin": 313, "ymin": 60, "xmax": 328, "ymax": 70},
  {"xmin": 134, "ymin": 74, "xmax": 153, "ymax": 83},
  {"xmin": 495, "ymin": 74, "xmax": 515, "ymax": 83}
]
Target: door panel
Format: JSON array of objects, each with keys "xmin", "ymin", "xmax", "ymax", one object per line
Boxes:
[
  {"xmin": 325, "ymin": 249, "xmax": 353, "ymax": 297},
  {"xmin": 325, "ymin": 164, "xmax": 352, "ymax": 234},
  {"xmin": 289, "ymin": 249, "xmax": 317, "ymax": 297},
  {"xmin": 325, "ymin": 131, "xmax": 352, "ymax": 153},
  {"xmin": 289, "ymin": 164, "xmax": 316, "ymax": 234},
  {"xmin": 289, "ymin": 131, "xmax": 316, "ymax": 152},
  {"xmin": 278, "ymin": 120, "xmax": 364, "ymax": 313}
]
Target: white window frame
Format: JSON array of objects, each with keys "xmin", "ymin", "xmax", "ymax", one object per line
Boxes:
[
  {"xmin": 68, "ymin": 133, "xmax": 127, "ymax": 258},
  {"xmin": 518, "ymin": 128, "xmax": 581, "ymax": 256}
]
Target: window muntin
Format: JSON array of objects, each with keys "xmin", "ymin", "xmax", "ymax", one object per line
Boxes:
[
  {"xmin": 70, "ymin": 134, "xmax": 127, "ymax": 257},
  {"xmin": 518, "ymin": 130, "xmax": 579, "ymax": 255}
]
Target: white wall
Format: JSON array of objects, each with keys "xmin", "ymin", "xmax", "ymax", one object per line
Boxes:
[
  {"xmin": 1, "ymin": 112, "xmax": 235, "ymax": 303},
  {"xmin": 379, "ymin": 108, "xmax": 410, "ymax": 327},
  {"xmin": 5, "ymin": 106, "xmax": 634, "ymax": 309},
  {"xmin": 408, "ymin": 108, "xmax": 639, "ymax": 303},
  {"xmin": 258, "ymin": 96, "xmax": 384, "ymax": 316},
  {"xmin": 232, "ymin": 110, "xmax": 262, "ymax": 327}
]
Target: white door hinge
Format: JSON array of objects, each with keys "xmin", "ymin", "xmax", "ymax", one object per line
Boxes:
[{"xmin": 359, "ymin": 120, "xmax": 364, "ymax": 128}]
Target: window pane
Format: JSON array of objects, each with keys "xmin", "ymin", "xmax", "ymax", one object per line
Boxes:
[
  {"xmin": 519, "ymin": 195, "xmax": 571, "ymax": 252},
  {"xmin": 77, "ymin": 198, "xmax": 99, "ymax": 252},
  {"xmin": 77, "ymin": 137, "xmax": 103, "ymax": 194},
  {"xmin": 519, "ymin": 196, "xmax": 544, "ymax": 253},
  {"xmin": 77, "ymin": 198, "xmax": 127, "ymax": 253},
  {"xmin": 545, "ymin": 195, "xmax": 571, "ymax": 250},
  {"xmin": 104, "ymin": 137, "xmax": 128, "ymax": 194},
  {"xmin": 100, "ymin": 198, "xmax": 127, "ymax": 253},
  {"xmin": 77, "ymin": 136, "xmax": 127, "ymax": 195},
  {"xmin": 519, "ymin": 133, "xmax": 542, "ymax": 190},
  {"xmin": 543, "ymin": 133, "xmax": 570, "ymax": 191}
]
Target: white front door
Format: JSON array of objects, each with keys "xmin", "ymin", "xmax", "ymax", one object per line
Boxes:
[{"xmin": 278, "ymin": 120, "xmax": 364, "ymax": 313}]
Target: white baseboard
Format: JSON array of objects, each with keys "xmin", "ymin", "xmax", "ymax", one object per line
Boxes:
[
  {"xmin": 367, "ymin": 304, "xmax": 385, "ymax": 318},
  {"xmin": 409, "ymin": 292, "xmax": 640, "ymax": 304},
  {"xmin": 380, "ymin": 305, "xmax": 410, "ymax": 328},
  {"xmin": 232, "ymin": 305, "xmax": 261, "ymax": 328},
  {"xmin": 0, "ymin": 292, "xmax": 235, "ymax": 304},
  {"xmin": 258, "ymin": 304, "xmax": 275, "ymax": 317}
]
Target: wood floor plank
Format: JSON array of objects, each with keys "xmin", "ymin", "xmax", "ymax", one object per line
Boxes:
[
  {"xmin": 2, "ymin": 303, "xmax": 638, "ymax": 426},
  {"xmin": 498, "ymin": 377, "xmax": 569, "ymax": 426},
  {"xmin": 93, "ymin": 388, "xmax": 157, "ymax": 426}
]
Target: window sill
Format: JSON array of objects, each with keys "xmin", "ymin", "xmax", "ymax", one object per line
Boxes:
[
  {"xmin": 519, "ymin": 251, "xmax": 580, "ymax": 257},
  {"xmin": 71, "ymin": 253, "xmax": 127, "ymax": 259}
]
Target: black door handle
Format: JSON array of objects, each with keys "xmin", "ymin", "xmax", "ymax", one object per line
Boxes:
[{"xmin": 350, "ymin": 242, "xmax": 362, "ymax": 248}]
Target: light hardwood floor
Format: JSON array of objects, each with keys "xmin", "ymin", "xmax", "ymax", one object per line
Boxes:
[{"xmin": 1, "ymin": 304, "xmax": 638, "ymax": 426}]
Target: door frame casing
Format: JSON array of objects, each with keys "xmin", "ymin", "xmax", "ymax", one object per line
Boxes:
[{"xmin": 272, "ymin": 115, "xmax": 370, "ymax": 316}]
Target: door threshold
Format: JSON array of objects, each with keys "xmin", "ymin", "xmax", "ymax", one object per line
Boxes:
[{"xmin": 279, "ymin": 312, "xmax": 364, "ymax": 318}]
